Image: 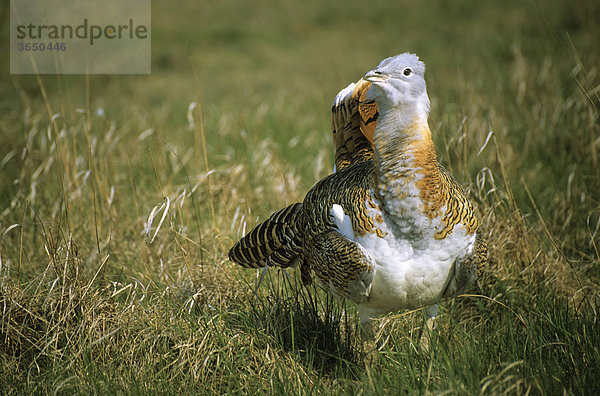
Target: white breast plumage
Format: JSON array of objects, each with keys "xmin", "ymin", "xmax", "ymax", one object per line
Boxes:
[{"xmin": 331, "ymin": 197, "xmax": 475, "ymax": 323}]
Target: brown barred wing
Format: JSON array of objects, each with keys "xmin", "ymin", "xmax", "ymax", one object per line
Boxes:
[
  {"xmin": 305, "ymin": 230, "xmax": 375, "ymax": 303},
  {"xmin": 434, "ymin": 164, "xmax": 479, "ymax": 240},
  {"xmin": 228, "ymin": 203, "xmax": 305, "ymax": 269},
  {"xmin": 453, "ymin": 232, "xmax": 488, "ymax": 293},
  {"xmin": 301, "ymin": 161, "xmax": 378, "ymax": 300},
  {"xmin": 332, "ymin": 79, "xmax": 378, "ymax": 170},
  {"xmin": 472, "ymin": 233, "xmax": 488, "ymax": 277}
]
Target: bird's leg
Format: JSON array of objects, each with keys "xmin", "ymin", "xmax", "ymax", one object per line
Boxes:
[
  {"xmin": 360, "ymin": 319, "xmax": 379, "ymax": 365},
  {"xmin": 418, "ymin": 304, "xmax": 439, "ymax": 352},
  {"xmin": 423, "ymin": 303, "xmax": 439, "ymax": 331}
]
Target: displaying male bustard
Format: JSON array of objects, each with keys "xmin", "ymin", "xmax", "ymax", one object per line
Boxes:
[{"xmin": 229, "ymin": 53, "xmax": 487, "ymax": 327}]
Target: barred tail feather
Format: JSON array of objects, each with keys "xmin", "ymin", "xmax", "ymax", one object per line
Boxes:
[
  {"xmin": 228, "ymin": 203, "xmax": 304, "ymax": 269},
  {"xmin": 331, "ymin": 78, "xmax": 378, "ymax": 170}
]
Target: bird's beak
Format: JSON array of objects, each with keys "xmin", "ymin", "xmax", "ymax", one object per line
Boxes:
[{"xmin": 364, "ymin": 70, "xmax": 389, "ymax": 83}]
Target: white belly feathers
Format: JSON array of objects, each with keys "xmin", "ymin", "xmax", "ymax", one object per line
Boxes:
[{"xmin": 330, "ymin": 193, "xmax": 474, "ymax": 322}]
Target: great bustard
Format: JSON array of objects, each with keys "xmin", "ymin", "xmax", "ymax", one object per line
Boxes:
[{"xmin": 229, "ymin": 53, "xmax": 487, "ymax": 328}]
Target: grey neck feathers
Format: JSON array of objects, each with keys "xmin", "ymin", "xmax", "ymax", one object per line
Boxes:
[
  {"xmin": 372, "ymin": 100, "xmax": 431, "ymax": 182},
  {"xmin": 370, "ymin": 103, "xmax": 438, "ymax": 239}
]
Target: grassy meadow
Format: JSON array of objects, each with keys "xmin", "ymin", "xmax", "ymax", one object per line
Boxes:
[{"xmin": 1, "ymin": 0, "xmax": 599, "ymax": 393}]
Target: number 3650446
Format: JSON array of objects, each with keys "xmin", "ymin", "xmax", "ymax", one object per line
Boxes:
[{"xmin": 17, "ymin": 42, "xmax": 66, "ymax": 51}]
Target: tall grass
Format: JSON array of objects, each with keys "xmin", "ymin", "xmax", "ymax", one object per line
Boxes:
[{"xmin": 1, "ymin": 0, "xmax": 599, "ymax": 393}]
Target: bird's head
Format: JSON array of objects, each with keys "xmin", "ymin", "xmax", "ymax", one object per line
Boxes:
[{"xmin": 364, "ymin": 53, "xmax": 430, "ymax": 117}]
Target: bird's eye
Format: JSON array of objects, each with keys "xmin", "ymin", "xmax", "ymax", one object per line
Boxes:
[{"xmin": 403, "ymin": 68, "xmax": 412, "ymax": 76}]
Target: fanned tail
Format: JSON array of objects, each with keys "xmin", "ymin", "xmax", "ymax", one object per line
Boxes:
[
  {"xmin": 228, "ymin": 203, "xmax": 305, "ymax": 269},
  {"xmin": 331, "ymin": 78, "xmax": 379, "ymax": 170}
]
